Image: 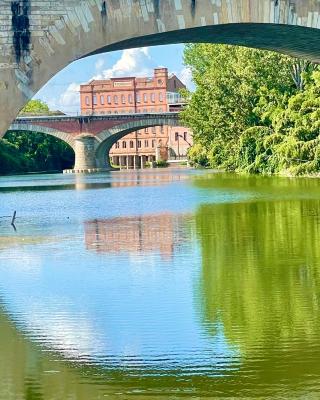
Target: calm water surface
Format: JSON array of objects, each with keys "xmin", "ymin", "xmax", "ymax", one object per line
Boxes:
[{"xmin": 0, "ymin": 169, "xmax": 320, "ymax": 399}]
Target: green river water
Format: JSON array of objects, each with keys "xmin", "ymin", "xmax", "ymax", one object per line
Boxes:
[{"xmin": 0, "ymin": 169, "xmax": 320, "ymax": 399}]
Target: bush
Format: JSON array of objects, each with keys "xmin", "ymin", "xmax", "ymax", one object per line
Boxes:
[{"xmin": 155, "ymin": 160, "xmax": 168, "ymax": 168}]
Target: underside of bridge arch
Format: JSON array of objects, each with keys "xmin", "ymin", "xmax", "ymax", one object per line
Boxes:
[
  {"xmin": 89, "ymin": 24, "xmax": 320, "ymax": 61},
  {"xmin": 95, "ymin": 119, "xmax": 183, "ymax": 169},
  {"xmin": 7, "ymin": 125, "xmax": 75, "ymax": 150}
]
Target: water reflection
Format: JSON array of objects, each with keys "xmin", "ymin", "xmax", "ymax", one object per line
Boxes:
[
  {"xmin": 196, "ymin": 199, "xmax": 320, "ymax": 394},
  {"xmin": 85, "ymin": 214, "xmax": 188, "ymax": 259},
  {"xmin": 1, "ymin": 171, "xmax": 320, "ymax": 398}
]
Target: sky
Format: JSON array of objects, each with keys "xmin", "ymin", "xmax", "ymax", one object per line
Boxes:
[{"xmin": 36, "ymin": 44, "xmax": 193, "ymax": 115}]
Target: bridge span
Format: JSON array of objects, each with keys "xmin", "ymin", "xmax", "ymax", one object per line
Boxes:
[
  {"xmin": 1, "ymin": 1, "xmax": 320, "ymax": 135},
  {"xmin": 8, "ymin": 112, "xmax": 182, "ymax": 173}
]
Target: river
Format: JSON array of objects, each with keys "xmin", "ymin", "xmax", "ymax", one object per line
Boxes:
[{"xmin": 0, "ymin": 169, "xmax": 320, "ymax": 399}]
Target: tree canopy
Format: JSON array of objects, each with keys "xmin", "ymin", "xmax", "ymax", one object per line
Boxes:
[
  {"xmin": 182, "ymin": 44, "xmax": 320, "ymax": 175},
  {"xmin": 0, "ymin": 100, "xmax": 74, "ymax": 174}
]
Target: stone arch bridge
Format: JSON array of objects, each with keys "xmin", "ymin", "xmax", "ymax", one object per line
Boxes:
[
  {"xmin": 1, "ymin": 1, "xmax": 320, "ymax": 136},
  {"xmin": 8, "ymin": 112, "xmax": 181, "ymax": 172}
]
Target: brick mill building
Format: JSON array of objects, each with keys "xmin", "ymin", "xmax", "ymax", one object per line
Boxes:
[{"xmin": 80, "ymin": 68, "xmax": 192, "ymax": 168}]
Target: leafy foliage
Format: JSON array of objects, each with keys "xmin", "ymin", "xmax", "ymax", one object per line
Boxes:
[
  {"xmin": 0, "ymin": 100, "xmax": 74, "ymax": 174},
  {"xmin": 182, "ymin": 44, "xmax": 320, "ymax": 175}
]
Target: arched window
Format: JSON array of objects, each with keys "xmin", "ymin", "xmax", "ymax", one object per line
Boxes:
[
  {"xmin": 122, "ymin": 141, "xmax": 127, "ymax": 148},
  {"xmin": 100, "ymin": 95, "xmax": 104, "ymax": 105},
  {"xmin": 121, "ymin": 95, "xmax": 126, "ymax": 104},
  {"xmin": 114, "ymin": 95, "xmax": 118, "ymax": 104},
  {"xmin": 130, "ymin": 141, "xmax": 134, "ymax": 148}
]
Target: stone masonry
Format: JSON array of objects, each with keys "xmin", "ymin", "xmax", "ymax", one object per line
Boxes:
[{"xmin": 2, "ymin": 0, "xmax": 320, "ymax": 136}]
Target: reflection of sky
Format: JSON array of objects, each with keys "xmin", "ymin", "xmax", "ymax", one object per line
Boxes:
[
  {"xmin": 0, "ymin": 171, "xmax": 251, "ymax": 233},
  {"xmin": 0, "ymin": 228, "xmax": 240, "ymax": 376},
  {"xmin": 0, "ymin": 171, "xmax": 243, "ymax": 376}
]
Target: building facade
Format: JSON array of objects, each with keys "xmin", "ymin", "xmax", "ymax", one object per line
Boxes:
[{"xmin": 80, "ymin": 68, "xmax": 192, "ymax": 168}]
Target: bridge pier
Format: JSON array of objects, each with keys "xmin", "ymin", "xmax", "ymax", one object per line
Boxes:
[{"xmin": 64, "ymin": 136, "xmax": 106, "ymax": 174}]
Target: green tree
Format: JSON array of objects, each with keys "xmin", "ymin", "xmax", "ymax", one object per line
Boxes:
[
  {"xmin": 182, "ymin": 44, "xmax": 320, "ymax": 175},
  {"xmin": 0, "ymin": 100, "xmax": 74, "ymax": 174}
]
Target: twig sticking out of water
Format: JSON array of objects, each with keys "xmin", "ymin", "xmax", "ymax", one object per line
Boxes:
[{"xmin": 11, "ymin": 211, "xmax": 17, "ymax": 231}]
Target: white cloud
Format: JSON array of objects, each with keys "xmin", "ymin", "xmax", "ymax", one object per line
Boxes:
[
  {"xmin": 95, "ymin": 57, "xmax": 105, "ymax": 71},
  {"xmin": 176, "ymin": 67, "xmax": 194, "ymax": 90},
  {"xmin": 92, "ymin": 48, "xmax": 155, "ymax": 80},
  {"xmin": 46, "ymin": 82, "xmax": 81, "ymax": 114}
]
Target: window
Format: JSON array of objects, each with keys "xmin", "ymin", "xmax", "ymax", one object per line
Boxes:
[
  {"xmin": 100, "ymin": 95, "xmax": 104, "ymax": 105},
  {"xmin": 121, "ymin": 95, "xmax": 126, "ymax": 104},
  {"xmin": 151, "ymin": 93, "xmax": 155, "ymax": 102},
  {"xmin": 136, "ymin": 94, "xmax": 140, "ymax": 103},
  {"xmin": 130, "ymin": 140, "xmax": 134, "ymax": 148},
  {"xmin": 145, "ymin": 128, "xmax": 149, "ymax": 134},
  {"xmin": 143, "ymin": 109, "xmax": 148, "ymax": 113},
  {"xmin": 107, "ymin": 95, "xmax": 111, "ymax": 104},
  {"xmin": 175, "ymin": 132, "xmax": 179, "ymax": 141},
  {"xmin": 144, "ymin": 140, "xmax": 149, "ymax": 147},
  {"xmin": 85, "ymin": 96, "xmax": 90, "ymax": 106},
  {"xmin": 184, "ymin": 132, "xmax": 187, "ymax": 141},
  {"xmin": 114, "ymin": 95, "xmax": 118, "ymax": 104},
  {"xmin": 143, "ymin": 93, "xmax": 148, "ymax": 103},
  {"xmin": 93, "ymin": 95, "xmax": 97, "ymax": 105},
  {"xmin": 116, "ymin": 142, "xmax": 120, "ymax": 149},
  {"xmin": 159, "ymin": 93, "xmax": 163, "ymax": 102},
  {"xmin": 152, "ymin": 126, "xmax": 156, "ymax": 134},
  {"xmin": 138, "ymin": 140, "xmax": 142, "ymax": 148},
  {"xmin": 128, "ymin": 94, "xmax": 133, "ymax": 104},
  {"xmin": 152, "ymin": 139, "xmax": 156, "ymax": 148},
  {"xmin": 122, "ymin": 141, "xmax": 127, "ymax": 149}
]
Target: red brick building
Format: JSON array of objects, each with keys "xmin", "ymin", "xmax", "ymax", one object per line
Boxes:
[{"xmin": 80, "ymin": 68, "xmax": 192, "ymax": 168}]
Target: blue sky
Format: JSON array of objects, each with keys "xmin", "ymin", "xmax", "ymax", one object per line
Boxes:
[{"xmin": 36, "ymin": 44, "xmax": 192, "ymax": 115}]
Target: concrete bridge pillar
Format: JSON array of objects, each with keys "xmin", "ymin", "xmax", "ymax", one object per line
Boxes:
[
  {"xmin": 64, "ymin": 136, "xmax": 97, "ymax": 174},
  {"xmin": 74, "ymin": 136, "xmax": 97, "ymax": 171}
]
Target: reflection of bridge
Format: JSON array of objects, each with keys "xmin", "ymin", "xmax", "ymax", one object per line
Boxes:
[
  {"xmin": 9, "ymin": 113, "xmax": 182, "ymax": 172},
  {"xmin": 2, "ymin": 1, "xmax": 320, "ymax": 136}
]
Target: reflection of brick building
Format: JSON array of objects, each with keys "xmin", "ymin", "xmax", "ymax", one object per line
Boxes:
[
  {"xmin": 85, "ymin": 214, "xmax": 186, "ymax": 259},
  {"xmin": 80, "ymin": 68, "xmax": 192, "ymax": 168}
]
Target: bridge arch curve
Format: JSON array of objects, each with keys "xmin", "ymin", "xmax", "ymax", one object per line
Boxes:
[
  {"xmin": 7, "ymin": 124, "xmax": 76, "ymax": 150},
  {"xmin": 95, "ymin": 117, "xmax": 183, "ymax": 169},
  {"xmin": 2, "ymin": 1, "xmax": 320, "ymax": 135}
]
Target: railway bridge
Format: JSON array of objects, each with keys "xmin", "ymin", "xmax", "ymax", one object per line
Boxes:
[{"xmin": 8, "ymin": 113, "xmax": 181, "ymax": 172}]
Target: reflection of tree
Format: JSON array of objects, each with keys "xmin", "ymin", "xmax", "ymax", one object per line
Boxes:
[{"xmin": 196, "ymin": 200, "xmax": 320, "ymax": 381}]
